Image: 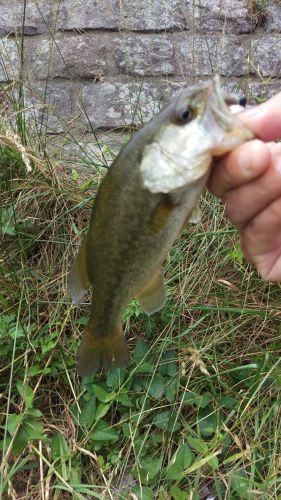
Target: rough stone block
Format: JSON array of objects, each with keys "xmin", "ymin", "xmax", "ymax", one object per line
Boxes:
[
  {"xmin": 116, "ymin": 0, "xmax": 187, "ymax": 31},
  {"xmin": 0, "ymin": 1, "xmax": 52, "ymax": 36},
  {"xmin": 24, "ymin": 82, "xmax": 73, "ymax": 133},
  {"xmin": 0, "ymin": 38, "xmax": 19, "ymax": 82},
  {"xmin": 177, "ymin": 34, "xmax": 250, "ymax": 77},
  {"xmin": 193, "ymin": 0, "xmax": 255, "ymax": 33},
  {"xmin": 55, "ymin": 0, "xmax": 119, "ymax": 31},
  {"xmin": 114, "ymin": 35, "xmax": 175, "ymax": 76},
  {"xmin": 49, "ymin": 132, "xmax": 128, "ymax": 170},
  {"xmin": 55, "ymin": 0, "xmax": 189, "ymax": 32},
  {"xmin": 251, "ymin": 36, "xmax": 281, "ymax": 77},
  {"xmin": 0, "ymin": 0, "xmax": 268, "ymax": 38},
  {"xmin": 81, "ymin": 81, "xmax": 165, "ymax": 129},
  {"xmin": 0, "ymin": 0, "xmax": 261, "ymax": 37},
  {"xmin": 24, "ymin": 33, "xmax": 118, "ymax": 80},
  {"xmin": 264, "ymin": 1, "xmax": 281, "ymax": 32},
  {"xmin": 54, "ymin": 0, "xmax": 254, "ymax": 33},
  {"xmin": 247, "ymin": 80, "xmax": 281, "ymax": 101}
]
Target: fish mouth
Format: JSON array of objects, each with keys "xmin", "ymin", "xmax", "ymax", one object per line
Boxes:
[{"xmin": 206, "ymin": 76, "xmax": 243, "ymax": 131}]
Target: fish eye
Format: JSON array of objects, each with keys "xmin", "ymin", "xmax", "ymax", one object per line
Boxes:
[{"xmin": 176, "ymin": 106, "xmax": 194, "ymax": 125}]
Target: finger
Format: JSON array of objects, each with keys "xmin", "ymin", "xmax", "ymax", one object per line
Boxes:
[
  {"xmin": 208, "ymin": 140, "xmax": 270, "ymax": 198},
  {"xmin": 238, "ymin": 91, "xmax": 281, "ymax": 142},
  {"xmin": 241, "ymin": 196, "xmax": 281, "ymax": 281},
  {"xmin": 224, "ymin": 151, "xmax": 281, "ymax": 229},
  {"xmin": 268, "ymin": 141, "xmax": 281, "ymax": 159}
]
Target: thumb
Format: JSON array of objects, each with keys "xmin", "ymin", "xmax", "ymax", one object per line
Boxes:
[{"xmin": 238, "ymin": 91, "xmax": 281, "ymax": 142}]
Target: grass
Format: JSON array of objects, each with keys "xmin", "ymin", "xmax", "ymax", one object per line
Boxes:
[
  {"xmin": 1, "ymin": 4, "xmax": 281, "ymax": 498},
  {"xmin": 1, "ymin": 123, "xmax": 281, "ymax": 498}
]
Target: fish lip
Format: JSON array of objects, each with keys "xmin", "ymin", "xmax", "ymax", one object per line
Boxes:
[{"xmin": 206, "ymin": 76, "xmax": 239, "ymax": 132}]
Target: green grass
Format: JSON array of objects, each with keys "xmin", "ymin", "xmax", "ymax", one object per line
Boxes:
[
  {"xmin": 1, "ymin": 129, "xmax": 281, "ymax": 498},
  {"xmin": 1, "ymin": 5, "xmax": 281, "ymax": 497}
]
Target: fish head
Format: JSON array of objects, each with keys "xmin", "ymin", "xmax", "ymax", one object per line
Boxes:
[{"xmin": 140, "ymin": 76, "xmax": 254, "ymax": 193}]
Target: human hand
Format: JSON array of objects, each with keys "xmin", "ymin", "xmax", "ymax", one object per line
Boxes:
[{"xmin": 208, "ymin": 92, "xmax": 281, "ymax": 281}]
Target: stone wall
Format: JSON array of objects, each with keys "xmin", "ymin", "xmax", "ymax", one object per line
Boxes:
[{"xmin": 0, "ymin": 0, "xmax": 281, "ymax": 164}]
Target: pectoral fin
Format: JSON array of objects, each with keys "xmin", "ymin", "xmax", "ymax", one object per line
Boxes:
[
  {"xmin": 136, "ymin": 271, "xmax": 166, "ymax": 315},
  {"xmin": 147, "ymin": 195, "xmax": 177, "ymax": 234},
  {"xmin": 68, "ymin": 236, "xmax": 91, "ymax": 305}
]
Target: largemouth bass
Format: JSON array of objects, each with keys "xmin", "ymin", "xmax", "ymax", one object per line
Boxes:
[{"xmin": 68, "ymin": 76, "xmax": 253, "ymax": 377}]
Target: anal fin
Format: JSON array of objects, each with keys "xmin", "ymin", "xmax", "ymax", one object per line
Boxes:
[
  {"xmin": 188, "ymin": 202, "xmax": 201, "ymax": 224},
  {"xmin": 68, "ymin": 236, "xmax": 91, "ymax": 305},
  {"xmin": 136, "ymin": 271, "xmax": 166, "ymax": 315}
]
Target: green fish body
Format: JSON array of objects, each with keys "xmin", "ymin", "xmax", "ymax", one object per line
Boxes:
[{"xmin": 68, "ymin": 77, "xmax": 253, "ymax": 377}]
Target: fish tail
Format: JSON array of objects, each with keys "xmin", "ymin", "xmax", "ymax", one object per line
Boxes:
[{"xmin": 77, "ymin": 326, "xmax": 130, "ymax": 377}]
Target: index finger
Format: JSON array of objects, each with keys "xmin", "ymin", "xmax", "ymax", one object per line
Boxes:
[{"xmin": 238, "ymin": 91, "xmax": 281, "ymax": 142}]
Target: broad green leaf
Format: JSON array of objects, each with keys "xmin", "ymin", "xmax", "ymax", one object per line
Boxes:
[
  {"xmin": 23, "ymin": 418, "xmax": 46, "ymax": 440},
  {"xmin": 8, "ymin": 324, "xmax": 25, "ymax": 339},
  {"xmin": 186, "ymin": 436, "xmax": 208, "ymax": 454},
  {"xmin": 153, "ymin": 410, "xmax": 180, "ymax": 432},
  {"xmin": 122, "ymin": 423, "xmax": 131, "ymax": 438},
  {"xmin": 159, "ymin": 350, "xmax": 178, "ymax": 377},
  {"xmin": 182, "ymin": 391, "xmax": 210, "ymax": 408},
  {"xmin": 93, "ymin": 384, "xmax": 116, "ymax": 403},
  {"xmin": 42, "ymin": 339, "xmax": 57, "ymax": 354},
  {"xmin": 133, "ymin": 340, "xmax": 151, "ymax": 363},
  {"xmin": 116, "ymin": 392, "xmax": 132, "ymax": 406},
  {"xmin": 69, "ymin": 467, "xmax": 81, "ymax": 484},
  {"xmin": 27, "ymin": 365, "xmax": 51, "ymax": 377},
  {"xmin": 80, "ymin": 397, "xmax": 96, "ymax": 428},
  {"xmin": 198, "ymin": 406, "xmax": 218, "ymax": 438},
  {"xmin": 91, "ymin": 429, "xmax": 118, "ymax": 442},
  {"xmin": 0, "ymin": 436, "xmax": 12, "ymax": 452},
  {"xmin": 216, "ymin": 395, "xmax": 237, "ymax": 409},
  {"xmin": 12, "ymin": 418, "xmax": 46, "ymax": 455},
  {"xmin": 147, "ymin": 373, "xmax": 165, "ymax": 401},
  {"xmin": 133, "ymin": 486, "xmax": 153, "ymax": 500},
  {"xmin": 164, "ymin": 378, "xmax": 178, "ymax": 403},
  {"xmin": 170, "ymin": 486, "xmax": 188, "ymax": 500},
  {"xmin": 229, "ymin": 242, "xmax": 244, "ymax": 265},
  {"xmin": 12, "ymin": 426, "xmax": 29, "ymax": 455},
  {"xmin": 79, "ymin": 179, "xmax": 95, "ymax": 191},
  {"xmin": 95, "ymin": 403, "xmax": 110, "ymax": 421},
  {"xmin": 91, "ymin": 421, "xmax": 118, "ymax": 442},
  {"xmin": 207, "ymin": 455, "xmax": 219, "ymax": 470},
  {"xmin": 134, "ymin": 361, "xmax": 153, "ymax": 373},
  {"xmin": 231, "ymin": 470, "xmax": 253, "ymax": 497},
  {"xmin": 0, "ymin": 206, "xmax": 16, "ymax": 235},
  {"xmin": 51, "ymin": 431, "xmax": 70, "ymax": 461},
  {"xmin": 71, "ymin": 169, "xmax": 79, "ymax": 181},
  {"xmin": 17, "ymin": 382, "xmax": 34, "ymax": 409},
  {"xmin": 140, "ymin": 455, "xmax": 163, "ymax": 479},
  {"xmin": 26, "ymin": 408, "xmax": 43, "ymax": 417},
  {"xmin": 106, "ymin": 368, "xmax": 126, "ymax": 389},
  {"xmin": 7, "ymin": 413, "xmax": 24, "ymax": 435},
  {"xmin": 166, "ymin": 444, "xmax": 194, "ymax": 480}
]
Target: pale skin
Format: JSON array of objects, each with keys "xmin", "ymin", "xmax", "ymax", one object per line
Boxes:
[{"xmin": 208, "ymin": 91, "xmax": 281, "ymax": 282}]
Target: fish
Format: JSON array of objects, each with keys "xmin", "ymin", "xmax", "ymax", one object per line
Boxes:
[{"xmin": 68, "ymin": 76, "xmax": 254, "ymax": 377}]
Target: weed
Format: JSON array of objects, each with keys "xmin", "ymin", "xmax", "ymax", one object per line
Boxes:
[{"xmin": 248, "ymin": 0, "xmax": 268, "ymax": 26}]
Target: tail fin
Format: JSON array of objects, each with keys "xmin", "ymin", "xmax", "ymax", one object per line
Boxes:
[{"xmin": 77, "ymin": 327, "xmax": 130, "ymax": 377}]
